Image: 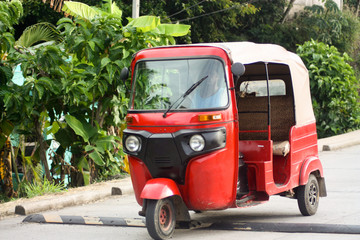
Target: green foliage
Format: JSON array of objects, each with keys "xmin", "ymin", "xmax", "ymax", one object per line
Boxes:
[
  {"xmin": 0, "ymin": 0, "xmax": 23, "ymax": 55},
  {"xmin": 0, "ymin": 0, "xmax": 23, "ymax": 33},
  {"xmin": 297, "ymin": 40, "xmax": 360, "ymax": 137},
  {"xmin": 0, "ymin": 0, "xmax": 191, "ymax": 188},
  {"xmin": 115, "ymin": 0, "xmax": 257, "ymax": 43},
  {"xmin": 15, "ymin": 22, "xmax": 62, "ymax": 48},
  {"xmin": 62, "ymin": 1, "xmax": 100, "ymax": 20},
  {"xmin": 225, "ymin": 1, "xmax": 289, "ymax": 43},
  {"xmin": 222, "ymin": 0, "xmax": 360, "ymax": 59},
  {"xmin": 1, "ymin": 0, "xmax": 23, "ymax": 149},
  {"xmin": 0, "ymin": 120, "xmax": 13, "ymax": 149},
  {"xmin": 293, "ymin": 0, "xmax": 360, "ymax": 54}
]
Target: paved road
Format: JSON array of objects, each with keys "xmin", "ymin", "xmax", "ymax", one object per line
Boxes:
[{"xmin": 1, "ymin": 145, "xmax": 360, "ymax": 240}]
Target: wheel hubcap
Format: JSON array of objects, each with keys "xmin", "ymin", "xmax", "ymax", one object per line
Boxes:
[
  {"xmin": 308, "ymin": 183, "xmax": 318, "ymax": 206},
  {"xmin": 159, "ymin": 204, "xmax": 172, "ymax": 231}
]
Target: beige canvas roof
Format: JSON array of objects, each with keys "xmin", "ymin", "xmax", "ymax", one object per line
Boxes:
[{"xmin": 209, "ymin": 42, "xmax": 315, "ymax": 127}]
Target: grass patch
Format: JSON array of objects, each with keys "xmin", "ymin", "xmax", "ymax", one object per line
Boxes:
[{"xmin": 20, "ymin": 178, "xmax": 66, "ymax": 198}]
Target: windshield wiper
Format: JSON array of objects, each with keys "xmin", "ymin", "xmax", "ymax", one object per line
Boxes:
[{"xmin": 163, "ymin": 75, "xmax": 208, "ymax": 118}]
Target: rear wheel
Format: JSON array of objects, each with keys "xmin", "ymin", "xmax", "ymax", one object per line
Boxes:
[
  {"xmin": 297, "ymin": 174, "xmax": 319, "ymax": 216},
  {"xmin": 146, "ymin": 198, "xmax": 176, "ymax": 240}
]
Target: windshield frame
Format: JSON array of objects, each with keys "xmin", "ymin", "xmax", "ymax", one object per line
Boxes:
[{"xmin": 128, "ymin": 56, "xmax": 230, "ymax": 113}]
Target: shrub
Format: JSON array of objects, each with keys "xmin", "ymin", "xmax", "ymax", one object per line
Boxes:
[{"xmin": 297, "ymin": 40, "xmax": 360, "ymax": 138}]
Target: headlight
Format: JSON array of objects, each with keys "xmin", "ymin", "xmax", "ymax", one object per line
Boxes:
[
  {"xmin": 125, "ymin": 135, "xmax": 141, "ymax": 152},
  {"xmin": 189, "ymin": 134, "xmax": 205, "ymax": 152}
]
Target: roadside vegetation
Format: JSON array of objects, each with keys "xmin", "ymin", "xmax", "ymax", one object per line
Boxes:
[
  {"xmin": 1, "ymin": 0, "xmax": 359, "ymax": 201},
  {"xmin": 0, "ymin": 0, "xmax": 192, "ymax": 200}
]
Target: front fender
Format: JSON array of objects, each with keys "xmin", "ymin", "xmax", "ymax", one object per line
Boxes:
[
  {"xmin": 299, "ymin": 156, "xmax": 324, "ymax": 185},
  {"xmin": 140, "ymin": 178, "xmax": 181, "ymax": 200}
]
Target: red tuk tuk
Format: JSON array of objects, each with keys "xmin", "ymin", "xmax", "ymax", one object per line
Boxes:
[{"xmin": 122, "ymin": 42, "xmax": 327, "ymax": 240}]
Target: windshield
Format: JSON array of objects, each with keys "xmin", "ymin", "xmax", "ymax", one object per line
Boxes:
[{"xmin": 130, "ymin": 58, "xmax": 228, "ymax": 111}]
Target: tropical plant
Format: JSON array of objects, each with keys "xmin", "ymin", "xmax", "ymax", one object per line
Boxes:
[
  {"xmin": 1, "ymin": 0, "xmax": 23, "ymax": 123},
  {"xmin": 48, "ymin": 0, "xmax": 190, "ymax": 186},
  {"xmin": 297, "ymin": 40, "xmax": 360, "ymax": 138},
  {"xmin": 15, "ymin": 22, "xmax": 62, "ymax": 48},
  {"xmin": 0, "ymin": 0, "xmax": 23, "ymax": 198},
  {"xmin": 2, "ymin": 0, "xmax": 191, "ymax": 187}
]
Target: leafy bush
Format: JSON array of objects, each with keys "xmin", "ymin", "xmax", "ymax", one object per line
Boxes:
[{"xmin": 297, "ymin": 40, "xmax": 360, "ymax": 137}]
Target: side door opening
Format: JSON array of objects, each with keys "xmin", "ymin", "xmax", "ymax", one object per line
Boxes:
[{"xmin": 236, "ymin": 62, "xmax": 295, "ymax": 187}]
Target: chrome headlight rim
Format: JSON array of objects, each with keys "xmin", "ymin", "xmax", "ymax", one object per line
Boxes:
[
  {"xmin": 125, "ymin": 135, "xmax": 141, "ymax": 153},
  {"xmin": 189, "ymin": 134, "xmax": 205, "ymax": 152}
]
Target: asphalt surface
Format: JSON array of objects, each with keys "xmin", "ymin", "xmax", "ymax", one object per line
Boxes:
[{"xmin": 0, "ymin": 129, "xmax": 359, "ymax": 220}]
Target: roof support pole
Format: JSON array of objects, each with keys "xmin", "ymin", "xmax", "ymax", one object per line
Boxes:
[{"xmin": 264, "ymin": 62, "xmax": 271, "ymax": 141}]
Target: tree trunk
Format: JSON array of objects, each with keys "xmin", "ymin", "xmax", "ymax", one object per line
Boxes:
[
  {"xmin": 281, "ymin": 0, "xmax": 296, "ymax": 24},
  {"xmin": 70, "ymin": 152, "xmax": 84, "ymax": 187},
  {"xmin": 10, "ymin": 145, "xmax": 20, "ymax": 193},
  {"xmin": 34, "ymin": 119, "xmax": 51, "ymax": 181},
  {"xmin": 356, "ymin": 0, "xmax": 360, "ymax": 17}
]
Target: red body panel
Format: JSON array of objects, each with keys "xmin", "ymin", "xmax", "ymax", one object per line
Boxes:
[
  {"xmin": 289, "ymin": 123, "xmax": 321, "ymax": 186},
  {"xmin": 182, "ymin": 125, "xmax": 238, "ymax": 210},
  {"xmin": 140, "ymin": 178, "xmax": 181, "ymax": 200},
  {"xmin": 238, "ymin": 140, "xmax": 273, "ymax": 192},
  {"xmin": 299, "ymin": 156, "xmax": 324, "ymax": 185},
  {"xmin": 129, "ymin": 157, "xmax": 152, "ymax": 206},
  {"xmin": 238, "ymin": 122, "xmax": 321, "ymax": 196}
]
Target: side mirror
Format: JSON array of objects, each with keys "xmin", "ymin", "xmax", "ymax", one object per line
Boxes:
[
  {"xmin": 120, "ymin": 67, "xmax": 129, "ymax": 84},
  {"xmin": 231, "ymin": 62, "xmax": 245, "ymax": 78}
]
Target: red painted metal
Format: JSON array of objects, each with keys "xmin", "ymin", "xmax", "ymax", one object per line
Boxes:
[
  {"xmin": 289, "ymin": 123, "xmax": 320, "ymax": 186},
  {"xmin": 140, "ymin": 178, "xmax": 181, "ymax": 200},
  {"xmin": 299, "ymin": 156, "xmax": 324, "ymax": 185},
  {"xmin": 183, "ymin": 128, "xmax": 238, "ymax": 210},
  {"xmin": 128, "ymin": 157, "xmax": 152, "ymax": 206}
]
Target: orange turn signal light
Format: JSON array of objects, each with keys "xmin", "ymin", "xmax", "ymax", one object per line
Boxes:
[{"xmin": 198, "ymin": 114, "xmax": 222, "ymax": 122}]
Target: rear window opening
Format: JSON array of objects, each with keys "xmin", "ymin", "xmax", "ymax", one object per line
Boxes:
[{"xmin": 239, "ymin": 79, "xmax": 286, "ymax": 97}]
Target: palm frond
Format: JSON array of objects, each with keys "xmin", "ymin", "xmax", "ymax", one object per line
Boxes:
[{"xmin": 15, "ymin": 22, "xmax": 62, "ymax": 48}]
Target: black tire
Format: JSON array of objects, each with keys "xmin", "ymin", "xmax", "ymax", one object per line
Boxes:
[
  {"xmin": 297, "ymin": 174, "xmax": 320, "ymax": 216},
  {"xmin": 146, "ymin": 198, "xmax": 176, "ymax": 240}
]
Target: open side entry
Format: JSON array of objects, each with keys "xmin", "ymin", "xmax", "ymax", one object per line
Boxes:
[{"xmin": 235, "ymin": 62, "xmax": 295, "ymax": 193}]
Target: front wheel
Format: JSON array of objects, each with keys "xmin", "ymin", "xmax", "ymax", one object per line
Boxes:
[
  {"xmin": 146, "ymin": 198, "xmax": 176, "ymax": 240},
  {"xmin": 297, "ymin": 174, "xmax": 319, "ymax": 216}
]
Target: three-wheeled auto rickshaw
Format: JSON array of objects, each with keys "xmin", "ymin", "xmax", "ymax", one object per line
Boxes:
[{"xmin": 122, "ymin": 42, "xmax": 327, "ymax": 240}]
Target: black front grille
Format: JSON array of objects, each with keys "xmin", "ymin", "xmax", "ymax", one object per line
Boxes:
[
  {"xmin": 145, "ymin": 134, "xmax": 183, "ymax": 182},
  {"xmin": 154, "ymin": 156, "xmax": 172, "ymax": 165}
]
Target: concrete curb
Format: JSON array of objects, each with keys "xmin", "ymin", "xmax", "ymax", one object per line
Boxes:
[
  {"xmin": 318, "ymin": 130, "xmax": 360, "ymax": 152},
  {"xmin": 0, "ymin": 177, "xmax": 133, "ymax": 220}
]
